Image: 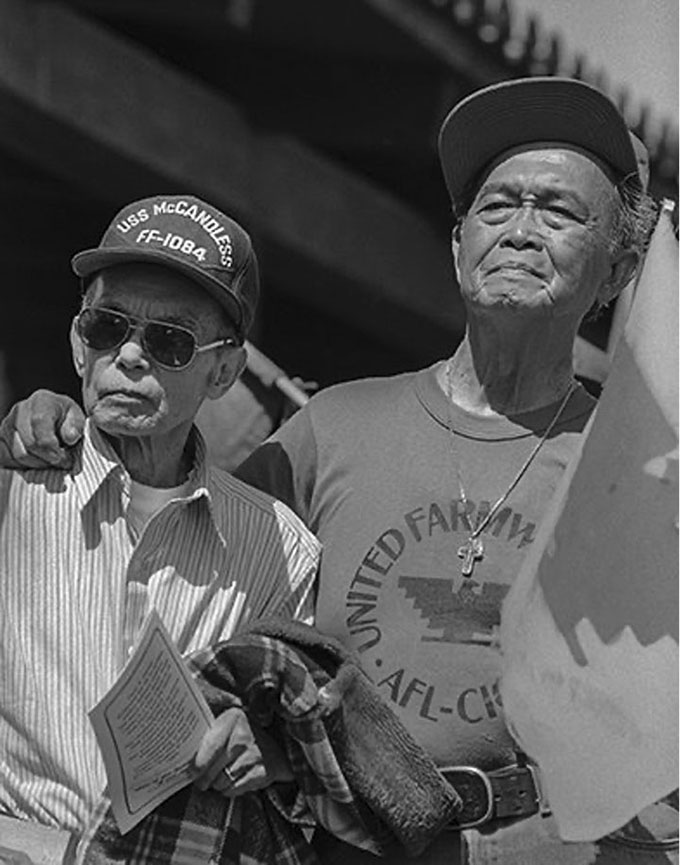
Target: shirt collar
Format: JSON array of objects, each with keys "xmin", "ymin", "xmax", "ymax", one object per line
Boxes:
[
  {"xmin": 71, "ymin": 420, "xmax": 124, "ymax": 507},
  {"xmin": 178, "ymin": 429, "xmax": 229, "ymax": 549},
  {"xmin": 73, "ymin": 422, "xmax": 224, "ymax": 545}
]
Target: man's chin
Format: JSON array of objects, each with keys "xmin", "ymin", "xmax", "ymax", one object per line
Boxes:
[
  {"xmin": 90, "ymin": 410, "xmax": 159, "ymax": 438},
  {"xmin": 472, "ymin": 280, "xmax": 552, "ymax": 311}
]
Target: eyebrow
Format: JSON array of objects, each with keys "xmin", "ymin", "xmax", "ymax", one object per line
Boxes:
[
  {"xmin": 476, "ymin": 181, "xmax": 590, "ymax": 210},
  {"xmin": 97, "ymin": 301, "xmax": 200, "ymax": 330}
]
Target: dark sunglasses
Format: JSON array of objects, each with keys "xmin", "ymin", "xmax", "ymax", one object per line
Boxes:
[{"xmin": 76, "ymin": 307, "xmax": 238, "ymax": 370}]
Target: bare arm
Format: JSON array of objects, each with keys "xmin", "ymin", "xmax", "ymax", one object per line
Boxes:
[{"xmin": 0, "ymin": 390, "xmax": 85, "ymax": 469}]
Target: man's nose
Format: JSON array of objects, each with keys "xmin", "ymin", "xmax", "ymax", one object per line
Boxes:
[
  {"xmin": 115, "ymin": 329, "xmax": 150, "ymax": 369},
  {"xmin": 501, "ymin": 205, "xmax": 543, "ymax": 249}
]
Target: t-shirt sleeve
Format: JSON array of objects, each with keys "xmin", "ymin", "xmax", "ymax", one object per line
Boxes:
[{"xmin": 235, "ymin": 404, "xmax": 318, "ymax": 527}]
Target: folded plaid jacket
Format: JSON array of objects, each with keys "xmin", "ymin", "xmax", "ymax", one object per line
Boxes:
[{"xmin": 76, "ymin": 619, "xmax": 461, "ymax": 865}]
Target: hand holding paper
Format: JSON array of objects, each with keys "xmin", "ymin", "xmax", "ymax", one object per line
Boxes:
[
  {"xmin": 89, "ymin": 610, "xmax": 214, "ymax": 834},
  {"xmin": 89, "ymin": 611, "xmax": 291, "ymax": 833},
  {"xmin": 193, "ymin": 706, "xmax": 293, "ymax": 795}
]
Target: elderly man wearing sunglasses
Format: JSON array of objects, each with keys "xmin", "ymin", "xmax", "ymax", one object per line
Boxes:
[{"xmin": 0, "ymin": 195, "xmax": 319, "ymax": 844}]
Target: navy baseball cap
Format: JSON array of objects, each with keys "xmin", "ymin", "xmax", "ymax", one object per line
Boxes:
[
  {"xmin": 438, "ymin": 77, "xmax": 641, "ymax": 209},
  {"xmin": 71, "ymin": 194, "xmax": 259, "ymax": 339}
]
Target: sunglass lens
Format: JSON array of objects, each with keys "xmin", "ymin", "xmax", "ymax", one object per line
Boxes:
[
  {"xmin": 79, "ymin": 309, "xmax": 129, "ymax": 351},
  {"xmin": 145, "ymin": 323, "xmax": 195, "ymax": 368}
]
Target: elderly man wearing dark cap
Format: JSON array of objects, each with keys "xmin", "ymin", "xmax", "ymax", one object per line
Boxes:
[
  {"xmin": 239, "ymin": 77, "xmax": 670, "ymax": 863},
  {"xmin": 0, "ymin": 196, "xmax": 319, "ymax": 843},
  {"xmin": 1, "ymin": 80, "xmax": 672, "ymax": 862}
]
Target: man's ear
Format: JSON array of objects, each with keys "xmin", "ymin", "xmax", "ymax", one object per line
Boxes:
[
  {"xmin": 597, "ymin": 248, "xmax": 640, "ymax": 307},
  {"xmin": 70, "ymin": 317, "xmax": 86, "ymax": 379},
  {"xmin": 451, "ymin": 224, "xmax": 462, "ymax": 283},
  {"xmin": 206, "ymin": 345, "xmax": 247, "ymax": 400}
]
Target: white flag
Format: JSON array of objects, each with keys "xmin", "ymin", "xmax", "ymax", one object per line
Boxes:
[{"xmin": 500, "ymin": 204, "xmax": 679, "ymax": 841}]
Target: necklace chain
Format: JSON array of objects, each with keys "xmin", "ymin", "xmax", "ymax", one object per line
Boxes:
[{"xmin": 445, "ymin": 359, "xmax": 576, "ymax": 577}]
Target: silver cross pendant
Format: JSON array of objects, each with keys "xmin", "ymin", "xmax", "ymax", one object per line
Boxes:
[{"xmin": 457, "ymin": 535, "xmax": 484, "ymax": 577}]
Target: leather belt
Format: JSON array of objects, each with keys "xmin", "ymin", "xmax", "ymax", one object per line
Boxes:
[{"xmin": 440, "ymin": 763, "xmax": 548, "ymax": 830}]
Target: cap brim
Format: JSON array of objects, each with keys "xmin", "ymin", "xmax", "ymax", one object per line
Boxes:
[
  {"xmin": 72, "ymin": 247, "xmax": 244, "ymax": 336},
  {"xmin": 438, "ymin": 77, "xmax": 640, "ymax": 207}
]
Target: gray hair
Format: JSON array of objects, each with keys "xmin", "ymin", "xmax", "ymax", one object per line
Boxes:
[
  {"xmin": 609, "ymin": 175, "xmax": 659, "ymax": 258},
  {"xmin": 582, "ymin": 177, "xmax": 659, "ymax": 320}
]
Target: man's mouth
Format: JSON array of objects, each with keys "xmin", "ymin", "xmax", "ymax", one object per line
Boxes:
[
  {"xmin": 99, "ymin": 389, "xmax": 148, "ymax": 401},
  {"xmin": 486, "ymin": 262, "xmax": 545, "ymax": 278}
]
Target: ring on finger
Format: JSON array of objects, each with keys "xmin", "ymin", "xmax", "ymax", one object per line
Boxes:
[{"xmin": 223, "ymin": 766, "xmax": 236, "ymax": 786}]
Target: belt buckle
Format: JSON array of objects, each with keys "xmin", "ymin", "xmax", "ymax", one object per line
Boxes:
[
  {"xmin": 490, "ymin": 763, "xmax": 543, "ymax": 820},
  {"xmin": 526, "ymin": 763, "xmax": 549, "ymax": 816},
  {"xmin": 440, "ymin": 765, "xmax": 494, "ymax": 829}
]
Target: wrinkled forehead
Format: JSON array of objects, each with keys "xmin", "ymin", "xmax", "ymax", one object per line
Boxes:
[
  {"xmin": 85, "ymin": 263, "xmax": 226, "ymax": 324},
  {"xmin": 474, "ymin": 141, "xmax": 619, "ymax": 198}
]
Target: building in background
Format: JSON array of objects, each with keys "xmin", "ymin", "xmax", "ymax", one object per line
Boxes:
[{"xmin": 1, "ymin": 0, "xmax": 676, "ymax": 463}]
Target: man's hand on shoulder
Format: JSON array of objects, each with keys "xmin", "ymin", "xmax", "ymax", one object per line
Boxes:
[
  {"xmin": 0, "ymin": 390, "xmax": 85, "ymax": 470},
  {"xmin": 192, "ymin": 706, "xmax": 292, "ymax": 797}
]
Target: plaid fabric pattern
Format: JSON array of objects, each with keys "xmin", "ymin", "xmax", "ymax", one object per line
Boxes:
[{"xmin": 76, "ymin": 620, "xmax": 461, "ymax": 864}]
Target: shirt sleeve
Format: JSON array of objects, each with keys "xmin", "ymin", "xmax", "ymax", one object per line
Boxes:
[
  {"xmin": 275, "ymin": 558, "xmax": 317, "ymax": 626},
  {"xmin": 262, "ymin": 500, "xmax": 320, "ymax": 627}
]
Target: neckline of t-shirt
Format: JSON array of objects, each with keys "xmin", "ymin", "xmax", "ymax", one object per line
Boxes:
[
  {"xmin": 130, "ymin": 478, "xmax": 192, "ymax": 504},
  {"xmin": 413, "ymin": 361, "xmax": 595, "ymax": 441}
]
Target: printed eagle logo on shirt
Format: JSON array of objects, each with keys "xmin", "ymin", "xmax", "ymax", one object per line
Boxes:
[{"xmin": 398, "ymin": 575, "xmax": 510, "ymax": 646}]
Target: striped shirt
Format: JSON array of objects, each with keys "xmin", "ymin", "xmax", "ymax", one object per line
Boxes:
[{"xmin": 0, "ymin": 421, "xmax": 320, "ymax": 832}]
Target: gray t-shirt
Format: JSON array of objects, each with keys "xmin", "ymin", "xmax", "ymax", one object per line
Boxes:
[{"xmin": 237, "ymin": 361, "xmax": 595, "ymax": 770}]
